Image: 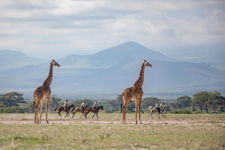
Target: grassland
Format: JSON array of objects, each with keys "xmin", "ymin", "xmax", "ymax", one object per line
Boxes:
[{"xmin": 0, "ymin": 113, "xmax": 225, "ymax": 150}]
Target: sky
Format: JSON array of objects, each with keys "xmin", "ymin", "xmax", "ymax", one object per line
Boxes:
[{"xmin": 0, "ymin": 0, "xmax": 225, "ymax": 60}]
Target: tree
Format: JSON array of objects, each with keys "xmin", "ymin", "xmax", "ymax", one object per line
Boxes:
[
  {"xmin": 142, "ymin": 97, "xmax": 161, "ymax": 109},
  {"xmin": 49, "ymin": 95, "xmax": 61, "ymax": 112},
  {"xmin": 192, "ymin": 91, "xmax": 210, "ymax": 113},
  {"xmin": 127, "ymin": 101, "xmax": 135, "ymax": 112},
  {"xmin": 176, "ymin": 96, "xmax": 192, "ymax": 110},
  {"xmin": 116, "ymin": 95, "xmax": 122, "ymax": 102},
  {"xmin": 23, "ymin": 102, "xmax": 35, "ymax": 113},
  {"xmin": 208, "ymin": 92, "xmax": 225, "ymax": 112},
  {"xmin": 0, "ymin": 92, "xmax": 26, "ymax": 107},
  {"xmin": 70, "ymin": 99, "xmax": 94, "ymax": 107}
]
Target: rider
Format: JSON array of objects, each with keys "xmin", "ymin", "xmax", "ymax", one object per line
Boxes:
[
  {"xmin": 92, "ymin": 101, "xmax": 98, "ymax": 111},
  {"xmin": 64, "ymin": 99, "xmax": 69, "ymax": 113},
  {"xmin": 80, "ymin": 101, "xmax": 86, "ymax": 112},
  {"xmin": 155, "ymin": 101, "xmax": 160, "ymax": 114}
]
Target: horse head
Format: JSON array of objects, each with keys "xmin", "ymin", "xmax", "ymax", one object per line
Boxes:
[
  {"xmin": 69, "ymin": 104, "xmax": 75, "ymax": 108},
  {"xmin": 99, "ymin": 105, "xmax": 104, "ymax": 110}
]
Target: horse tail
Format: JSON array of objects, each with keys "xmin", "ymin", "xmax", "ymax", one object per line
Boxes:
[
  {"xmin": 149, "ymin": 106, "xmax": 152, "ymax": 111},
  {"xmin": 53, "ymin": 107, "xmax": 58, "ymax": 112},
  {"xmin": 71, "ymin": 107, "xmax": 75, "ymax": 112}
]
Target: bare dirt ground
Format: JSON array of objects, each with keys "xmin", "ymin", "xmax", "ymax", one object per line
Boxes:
[{"xmin": 1, "ymin": 114, "xmax": 225, "ymax": 126}]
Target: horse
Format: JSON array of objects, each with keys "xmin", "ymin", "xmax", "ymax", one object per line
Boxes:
[
  {"xmin": 148, "ymin": 105, "xmax": 167, "ymax": 119},
  {"xmin": 53, "ymin": 104, "xmax": 75, "ymax": 118},
  {"xmin": 71, "ymin": 105, "xmax": 92, "ymax": 119},
  {"xmin": 85, "ymin": 105, "xmax": 104, "ymax": 118}
]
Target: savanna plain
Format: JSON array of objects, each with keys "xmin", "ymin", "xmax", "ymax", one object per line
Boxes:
[{"xmin": 0, "ymin": 113, "xmax": 225, "ymax": 150}]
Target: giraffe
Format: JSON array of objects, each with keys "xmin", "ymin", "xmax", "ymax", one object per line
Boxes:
[
  {"xmin": 121, "ymin": 60, "xmax": 152, "ymax": 124},
  {"xmin": 33, "ymin": 59, "xmax": 60, "ymax": 124}
]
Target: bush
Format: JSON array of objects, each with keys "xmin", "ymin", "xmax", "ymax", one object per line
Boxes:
[
  {"xmin": 105, "ymin": 110, "xmax": 113, "ymax": 113},
  {"xmin": 172, "ymin": 110, "xmax": 192, "ymax": 114},
  {"xmin": 194, "ymin": 111, "xmax": 202, "ymax": 114},
  {"xmin": 0, "ymin": 106, "xmax": 24, "ymax": 113}
]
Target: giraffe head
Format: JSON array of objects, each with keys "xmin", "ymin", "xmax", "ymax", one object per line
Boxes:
[
  {"xmin": 143, "ymin": 60, "xmax": 152, "ymax": 67},
  {"xmin": 52, "ymin": 59, "xmax": 60, "ymax": 67}
]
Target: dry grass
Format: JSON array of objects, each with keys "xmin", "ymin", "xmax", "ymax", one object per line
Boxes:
[{"xmin": 0, "ymin": 113, "xmax": 225, "ymax": 150}]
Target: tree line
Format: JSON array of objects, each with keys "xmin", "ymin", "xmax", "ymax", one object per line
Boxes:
[{"xmin": 0, "ymin": 91, "xmax": 225, "ymax": 113}]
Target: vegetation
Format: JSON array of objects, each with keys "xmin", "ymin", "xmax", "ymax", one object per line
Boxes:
[
  {"xmin": 0, "ymin": 113, "xmax": 225, "ymax": 150},
  {"xmin": 0, "ymin": 91, "xmax": 225, "ymax": 114}
]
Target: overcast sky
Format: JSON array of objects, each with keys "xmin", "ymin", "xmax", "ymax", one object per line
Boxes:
[{"xmin": 0, "ymin": 0, "xmax": 225, "ymax": 59}]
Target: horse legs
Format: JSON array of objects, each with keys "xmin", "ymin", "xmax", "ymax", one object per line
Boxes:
[
  {"xmin": 157, "ymin": 112, "xmax": 160, "ymax": 119},
  {"xmin": 96, "ymin": 113, "xmax": 99, "ymax": 119},
  {"xmin": 58, "ymin": 111, "xmax": 62, "ymax": 118},
  {"xmin": 151, "ymin": 111, "xmax": 153, "ymax": 119},
  {"xmin": 80, "ymin": 113, "xmax": 84, "ymax": 118},
  {"xmin": 92, "ymin": 113, "xmax": 95, "ymax": 118},
  {"xmin": 85, "ymin": 113, "xmax": 88, "ymax": 119}
]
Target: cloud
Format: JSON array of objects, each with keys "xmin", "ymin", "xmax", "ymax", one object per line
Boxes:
[{"xmin": 0, "ymin": 0, "xmax": 225, "ymax": 59}]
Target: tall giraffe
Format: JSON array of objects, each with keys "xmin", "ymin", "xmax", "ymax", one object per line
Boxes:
[
  {"xmin": 121, "ymin": 60, "xmax": 152, "ymax": 124},
  {"xmin": 33, "ymin": 59, "xmax": 60, "ymax": 124}
]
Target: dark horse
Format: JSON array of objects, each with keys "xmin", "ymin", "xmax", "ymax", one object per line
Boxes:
[
  {"xmin": 71, "ymin": 105, "xmax": 90, "ymax": 119},
  {"xmin": 85, "ymin": 105, "xmax": 104, "ymax": 118},
  {"xmin": 54, "ymin": 104, "xmax": 75, "ymax": 118},
  {"xmin": 71, "ymin": 105, "xmax": 104, "ymax": 119}
]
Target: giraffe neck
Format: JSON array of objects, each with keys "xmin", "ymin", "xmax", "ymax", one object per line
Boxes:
[
  {"xmin": 43, "ymin": 62, "xmax": 53, "ymax": 87},
  {"xmin": 134, "ymin": 63, "xmax": 145, "ymax": 88}
]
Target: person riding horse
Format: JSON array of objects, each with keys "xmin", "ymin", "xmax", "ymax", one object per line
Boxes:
[
  {"xmin": 64, "ymin": 100, "xmax": 69, "ymax": 113},
  {"xmin": 92, "ymin": 101, "xmax": 98, "ymax": 111},
  {"xmin": 80, "ymin": 101, "xmax": 86, "ymax": 113},
  {"xmin": 155, "ymin": 101, "xmax": 160, "ymax": 114}
]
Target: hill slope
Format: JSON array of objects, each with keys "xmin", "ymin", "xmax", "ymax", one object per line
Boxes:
[
  {"xmin": 0, "ymin": 50, "xmax": 41, "ymax": 70},
  {"xmin": 0, "ymin": 42, "xmax": 225, "ymax": 98}
]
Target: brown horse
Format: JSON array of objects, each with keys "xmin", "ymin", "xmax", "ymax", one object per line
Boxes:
[
  {"xmin": 148, "ymin": 105, "xmax": 167, "ymax": 119},
  {"xmin": 71, "ymin": 105, "xmax": 93, "ymax": 119},
  {"xmin": 54, "ymin": 104, "xmax": 75, "ymax": 118},
  {"xmin": 85, "ymin": 105, "xmax": 104, "ymax": 118}
]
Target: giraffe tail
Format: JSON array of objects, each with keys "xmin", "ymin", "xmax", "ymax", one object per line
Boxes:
[{"xmin": 121, "ymin": 95, "xmax": 123, "ymax": 113}]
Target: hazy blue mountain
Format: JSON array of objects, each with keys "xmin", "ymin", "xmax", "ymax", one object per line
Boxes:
[
  {"xmin": 0, "ymin": 50, "xmax": 41, "ymax": 70},
  {"xmin": 59, "ymin": 41, "xmax": 176, "ymax": 68},
  {"xmin": 0, "ymin": 42, "xmax": 225, "ymax": 99},
  {"xmin": 159, "ymin": 43, "xmax": 225, "ymax": 70}
]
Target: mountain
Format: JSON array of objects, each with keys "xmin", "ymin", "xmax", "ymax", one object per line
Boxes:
[
  {"xmin": 159, "ymin": 43, "xmax": 225, "ymax": 70},
  {"xmin": 59, "ymin": 41, "xmax": 176, "ymax": 68},
  {"xmin": 0, "ymin": 50, "xmax": 41, "ymax": 70},
  {"xmin": 0, "ymin": 42, "xmax": 225, "ymax": 99}
]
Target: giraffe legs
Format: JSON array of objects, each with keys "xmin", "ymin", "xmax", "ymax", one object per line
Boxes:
[
  {"xmin": 135, "ymin": 101, "xmax": 138, "ymax": 124},
  {"xmin": 122, "ymin": 104, "xmax": 128, "ymax": 124},
  {"xmin": 138, "ymin": 100, "xmax": 142, "ymax": 124},
  {"xmin": 39, "ymin": 100, "xmax": 44, "ymax": 123},
  {"xmin": 34, "ymin": 100, "xmax": 40, "ymax": 124},
  {"xmin": 45, "ymin": 97, "xmax": 50, "ymax": 124}
]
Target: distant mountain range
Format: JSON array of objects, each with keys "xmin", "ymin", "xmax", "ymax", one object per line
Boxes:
[{"xmin": 0, "ymin": 41, "xmax": 225, "ymax": 99}]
